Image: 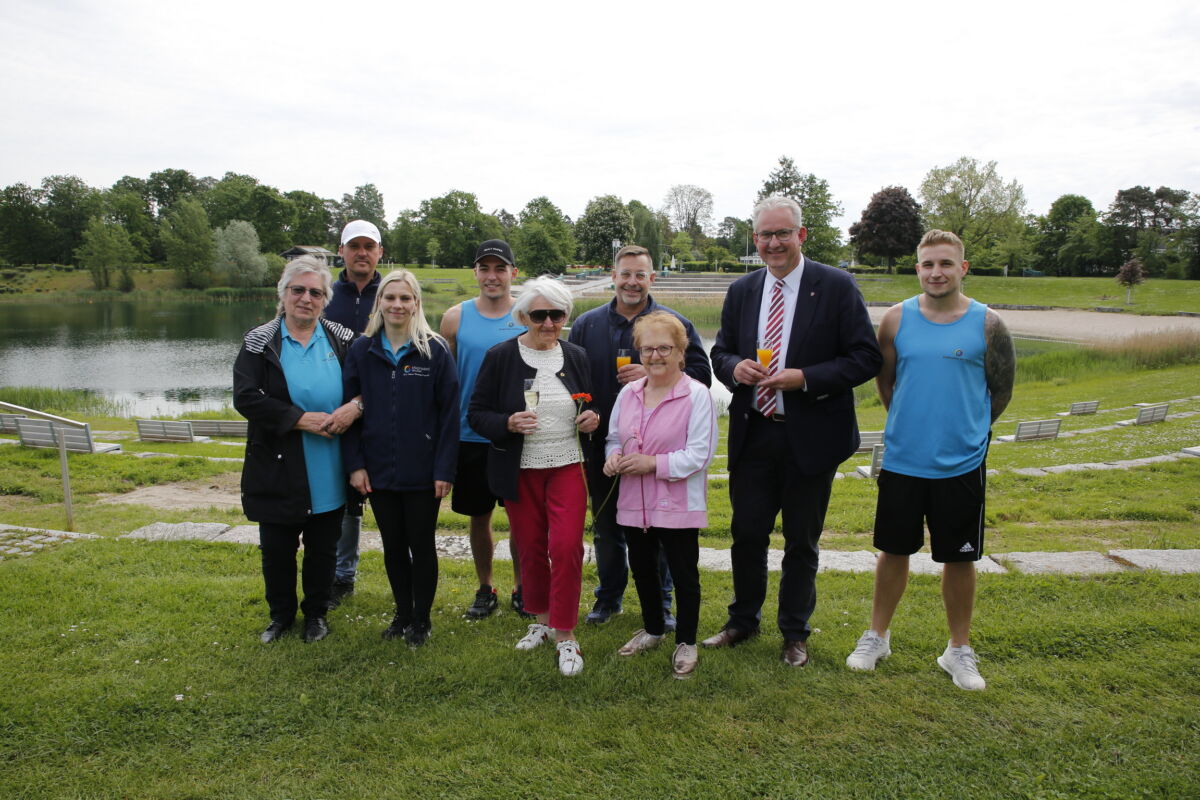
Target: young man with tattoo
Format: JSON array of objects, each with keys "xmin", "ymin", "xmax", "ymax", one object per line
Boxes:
[{"xmin": 845, "ymin": 229, "xmax": 1014, "ymax": 690}]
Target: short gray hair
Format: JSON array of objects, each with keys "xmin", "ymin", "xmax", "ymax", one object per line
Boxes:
[
  {"xmin": 511, "ymin": 276, "xmax": 574, "ymax": 325},
  {"xmin": 276, "ymin": 255, "xmax": 333, "ymax": 315},
  {"xmin": 752, "ymin": 195, "xmax": 803, "ymax": 230}
]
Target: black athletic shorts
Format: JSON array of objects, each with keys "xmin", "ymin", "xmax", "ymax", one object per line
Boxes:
[
  {"xmin": 451, "ymin": 441, "xmax": 502, "ymax": 516},
  {"xmin": 873, "ymin": 463, "xmax": 986, "ymax": 563}
]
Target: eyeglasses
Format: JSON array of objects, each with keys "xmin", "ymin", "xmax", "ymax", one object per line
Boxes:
[
  {"xmin": 528, "ymin": 309, "xmax": 567, "ymax": 323},
  {"xmin": 287, "ymin": 286, "xmax": 326, "ymax": 299},
  {"xmin": 755, "ymin": 229, "xmax": 797, "ymax": 242},
  {"xmin": 638, "ymin": 345, "xmax": 675, "ymax": 358},
  {"xmin": 615, "ymin": 271, "xmax": 651, "ymax": 281}
]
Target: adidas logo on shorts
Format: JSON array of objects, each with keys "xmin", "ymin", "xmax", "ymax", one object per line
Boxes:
[{"xmin": 959, "ymin": 543, "xmax": 975, "ymax": 553}]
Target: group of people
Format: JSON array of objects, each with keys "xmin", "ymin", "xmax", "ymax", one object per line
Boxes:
[{"xmin": 233, "ymin": 194, "xmax": 1014, "ymax": 689}]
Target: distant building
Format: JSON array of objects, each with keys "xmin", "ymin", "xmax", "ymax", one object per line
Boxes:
[
  {"xmin": 280, "ymin": 246, "xmax": 337, "ymax": 266},
  {"xmin": 739, "ymin": 254, "xmax": 764, "ymax": 266}
]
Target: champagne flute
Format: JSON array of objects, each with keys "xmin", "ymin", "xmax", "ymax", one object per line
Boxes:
[
  {"xmin": 523, "ymin": 378, "xmax": 539, "ymax": 411},
  {"xmin": 756, "ymin": 338, "xmax": 773, "ymax": 369}
]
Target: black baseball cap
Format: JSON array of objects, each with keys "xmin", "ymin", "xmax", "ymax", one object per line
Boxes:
[{"xmin": 474, "ymin": 239, "xmax": 515, "ymax": 266}]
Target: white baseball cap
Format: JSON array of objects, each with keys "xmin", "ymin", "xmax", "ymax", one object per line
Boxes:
[{"xmin": 340, "ymin": 219, "xmax": 382, "ymax": 245}]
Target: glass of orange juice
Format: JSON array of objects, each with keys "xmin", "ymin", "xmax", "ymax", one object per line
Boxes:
[
  {"xmin": 756, "ymin": 338, "xmax": 773, "ymax": 369},
  {"xmin": 616, "ymin": 349, "xmax": 632, "ymax": 370}
]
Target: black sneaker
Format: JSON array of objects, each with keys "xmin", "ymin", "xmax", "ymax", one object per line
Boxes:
[
  {"xmin": 381, "ymin": 616, "xmax": 409, "ymax": 641},
  {"xmin": 585, "ymin": 600, "xmax": 622, "ymax": 624},
  {"xmin": 465, "ymin": 586, "xmax": 498, "ymax": 619},
  {"xmin": 511, "ymin": 588, "xmax": 535, "ymax": 619},
  {"xmin": 404, "ymin": 623, "xmax": 431, "ymax": 648},
  {"xmin": 302, "ymin": 616, "xmax": 330, "ymax": 643},
  {"xmin": 329, "ymin": 581, "xmax": 355, "ymax": 610}
]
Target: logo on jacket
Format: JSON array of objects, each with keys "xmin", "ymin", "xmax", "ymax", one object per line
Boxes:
[{"xmin": 402, "ymin": 365, "xmax": 431, "ymax": 377}]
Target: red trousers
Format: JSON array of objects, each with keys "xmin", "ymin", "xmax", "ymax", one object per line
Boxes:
[{"xmin": 505, "ymin": 463, "xmax": 586, "ymax": 632}]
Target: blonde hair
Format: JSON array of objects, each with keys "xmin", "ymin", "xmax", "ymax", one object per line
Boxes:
[
  {"xmin": 632, "ymin": 311, "xmax": 687, "ymax": 370},
  {"xmin": 917, "ymin": 229, "xmax": 965, "ymax": 260},
  {"xmin": 364, "ymin": 269, "xmax": 445, "ymax": 359}
]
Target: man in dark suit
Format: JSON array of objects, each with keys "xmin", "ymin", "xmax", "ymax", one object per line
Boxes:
[{"xmin": 705, "ymin": 195, "xmax": 881, "ymax": 666}]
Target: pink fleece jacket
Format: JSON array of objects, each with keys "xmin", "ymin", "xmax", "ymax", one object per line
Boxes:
[{"xmin": 605, "ymin": 373, "xmax": 717, "ymax": 530}]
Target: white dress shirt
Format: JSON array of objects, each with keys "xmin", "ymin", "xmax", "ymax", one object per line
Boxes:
[{"xmin": 756, "ymin": 260, "xmax": 805, "ymax": 410}]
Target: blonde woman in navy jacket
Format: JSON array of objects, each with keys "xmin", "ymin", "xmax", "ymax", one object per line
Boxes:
[{"xmin": 341, "ymin": 270, "xmax": 459, "ymax": 647}]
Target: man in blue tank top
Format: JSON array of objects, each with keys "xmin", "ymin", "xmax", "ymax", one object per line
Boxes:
[
  {"xmin": 846, "ymin": 230, "xmax": 1014, "ymax": 690},
  {"xmin": 440, "ymin": 240, "xmax": 526, "ymax": 618}
]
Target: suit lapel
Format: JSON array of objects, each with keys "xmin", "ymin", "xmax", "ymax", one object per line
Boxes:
[
  {"xmin": 786, "ymin": 258, "xmax": 822, "ymax": 364},
  {"xmin": 741, "ymin": 268, "xmax": 767, "ymax": 356}
]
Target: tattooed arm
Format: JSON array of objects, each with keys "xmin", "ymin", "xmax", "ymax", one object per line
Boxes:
[{"xmin": 984, "ymin": 310, "xmax": 1015, "ymax": 422}]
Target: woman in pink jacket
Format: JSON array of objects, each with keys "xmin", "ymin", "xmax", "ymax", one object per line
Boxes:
[{"xmin": 604, "ymin": 311, "xmax": 717, "ymax": 679}]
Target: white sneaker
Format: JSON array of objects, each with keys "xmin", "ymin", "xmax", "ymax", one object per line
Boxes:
[
  {"xmin": 515, "ymin": 623, "xmax": 550, "ymax": 651},
  {"xmin": 937, "ymin": 641, "xmax": 986, "ymax": 690},
  {"xmin": 617, "ymin": 629, "xmax": 664, "ymax": 656},
  {"xmin": 556, "ymin": 639, "xmax": 584, "ymax": 676},
  {"xmin": 846, "ymin": 630, "xmax": 891, "ymax": 671}
]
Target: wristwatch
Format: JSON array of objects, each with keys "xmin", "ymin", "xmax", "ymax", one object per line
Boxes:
[{"xmin": 354, "ymin": 399, "xmax": 364, "ymax": 412}]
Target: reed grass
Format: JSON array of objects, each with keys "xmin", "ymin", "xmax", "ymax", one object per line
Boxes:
[
  {"xmin": 1018, "ymin": 330, "xmax": 1200, "ymax": 382},
  {"xmin": 0, "ymin": 386, "xmax": 130, "ymax": 417}
]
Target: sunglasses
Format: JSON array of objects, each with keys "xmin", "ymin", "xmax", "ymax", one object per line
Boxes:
[
  {"xmin": 528, "ymin": 309, "xmax": 567, "ymax": 323},
  {"xmin": 287, "ymin": 285, "xmax": 326, "ymax": 299}
]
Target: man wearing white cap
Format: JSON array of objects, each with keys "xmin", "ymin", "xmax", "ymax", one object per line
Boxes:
[{"xmin": 324, "ymin": 219, "xmax": 385, "ymax": 606}]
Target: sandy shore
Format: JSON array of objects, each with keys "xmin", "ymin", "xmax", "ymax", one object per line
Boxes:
[{"xmin": 866, "ymin": 305, "xmax": 1200, "ymax": 343}]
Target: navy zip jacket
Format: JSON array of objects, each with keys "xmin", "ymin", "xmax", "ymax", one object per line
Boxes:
[
  {"xmin": 340, "ymin": 332, "xmax": 460, "ymax": 491},
  {"xmin": 324, "ymin": 269, "xmax": 381, "ymax": 334}
]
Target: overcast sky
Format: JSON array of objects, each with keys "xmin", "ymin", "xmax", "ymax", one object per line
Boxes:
[{"xmin": 3, "ymin": 0, "xmax": 1198, "ymax": 237}]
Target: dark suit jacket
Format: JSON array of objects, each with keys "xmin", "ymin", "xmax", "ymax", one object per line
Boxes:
[{"xmin": 710, "ymin": 258, "xmax": 882, "ymax": 475}]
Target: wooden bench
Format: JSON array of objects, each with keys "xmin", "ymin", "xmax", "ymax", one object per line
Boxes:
[
  {"xmin": 136, "ymin": 419, "xmax": 209, "ymax": 443},
  {"xmin": 856, "ymin": 443, "xmax": 885, "ymax": 479},
  {"xmin": 856, "ymin": 430, "xmax": 883, "ymax": 454},
  {"xmin": 1057, "ymin": 400, "xmax": 1099, "ymax": 417},
  {"xmin": 1117, "ymin": 402, "xmax": 1169, "ymax": 427},
  {"xmin": 995, "ymin": 419, "xmax": 1062, "ymax": 442},
  {"xmin": 0, "ymin": 413, "xmax": 25, "ymax": 433},
  {"xmin": 181, "ymin": 419, "xmax": 248, "ymax": 437},
  {"xmin": 16, "ymin": 418, "xmax": 121, "ymax": 453}
]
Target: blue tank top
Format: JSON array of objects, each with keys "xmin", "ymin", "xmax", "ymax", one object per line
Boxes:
[
  {"xmin": 457, "ymin": 298, "xmax": 521, "ymax": 442},
  {"xmin": 883, "ymin": 296, "xmax": 990, "ymax": 479}
]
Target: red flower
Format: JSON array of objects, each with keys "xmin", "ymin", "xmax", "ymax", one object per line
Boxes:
[{"xmin": 571, "ymin": 392, "xmax": 592, "ymax": 403}]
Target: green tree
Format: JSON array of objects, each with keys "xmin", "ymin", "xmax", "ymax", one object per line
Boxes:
[
  {"xmin": 0, "ymin": 183, "xmax": 54, "ymax": 265},
  {"xmin": 338, "ymin": 184, "xmax": 388, "ymax": 233},
  {"xmin": 426, "ymin": 237, "xmax": 441, "ymax": 267},
  {"xmin": 212, "ymin": 220, "xmax": 269, "ymax": 287},
  {"xmin": 203, "ymin": 172, "xmax": 259, "ymax": 229},
  {"xmin": 518, "ymin": 220, "xmax": 567, "ymax": 275},
  {"xmin": 848, "ymin": 186, "xmax": 923, "ymax": 271},
  {"xmin": 669, "ymin": 231, "xmax": 695, "ymax": 264},
  {"xmin": 42, "ymin": 175, "xmax": 101, "ymax": 264},
  {"xmin": 1115, "ymin": 256, "xmax": 1145, "ymax": 304},
  {"xmin": 75, "ymin": 216, "xmax": 138, "ymax": 290},
  {"xmin": 574, "ymin": 195, "xmax": 634, "ymax": 265},
  {"xmin": 285, "ymin": 190, "xmax": 335, "ymax": 248},
  {"xmin": 103, "ymin": 186, "xmax": 156, "ymax": 261},
  {"xmin": 418, "ymin": 190, "xmax": 498, "ymax": 267},
  {"xmin": 388, "ymin": 209, "xmax": 426, "ymax": 265},
  {"xmin": 513, "ymin": 196, "xmax": 575, "ymax": 269},
  {"xmin": 715, "ymin": 216, "xmax": 752, "ymax": 258},
  {"xmin": 628, "ymin": 200, "xmax": 669, "ymax": 269},
  {"xmin": 146, "ymin": 168, "xmax": 202, "ymax": 218},
  {"xmin": 1034, "ymin": 194, "xmax": 1097, "ymax": 275},
  {"xmin": 919, "ymin": 157, "xmax": 1026, "ymax": 265},
  {"xmin": 246, "ymin": 185, "xmax": 298, "ymax": 254},
  {"xmin": 1056, "ymin": 215, "xmax": 1106, "ymax": 276},
  {"xmin": 161, "ymin": 198, "xmax": 215, "ymax": 288},
  {"xmin": 757, "ymin": 156, "xmax": 844, "ymax": 265},
  {"xmin": 704, "ymin": 245, "xmax": 733, "ymax": 269}
]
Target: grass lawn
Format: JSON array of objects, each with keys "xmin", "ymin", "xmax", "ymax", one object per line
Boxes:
[{"xmin": 1, "ymin": 539, "xmax": 1197, "ymax": 799}]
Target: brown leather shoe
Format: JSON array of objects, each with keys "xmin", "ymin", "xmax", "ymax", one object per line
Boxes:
[
  {"xmin": 781, "ymin": 639, "xmax": 809, "ymax": 667},
  {"xmin": 701, "ymin": 627, "xmax": 757, "ymax": 649}
]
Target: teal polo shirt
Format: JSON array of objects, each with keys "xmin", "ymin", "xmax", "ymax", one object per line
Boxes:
[
  {"xmin": 382, "ymin": 334, "xmax": 411, "ymax": 365},
  {"xmin": 279, "ymin": 320, "xmax": 346, "ymax": 514}
]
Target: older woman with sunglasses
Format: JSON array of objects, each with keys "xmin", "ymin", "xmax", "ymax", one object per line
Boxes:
[
  {"xmin": 604, "ymin": 311, "xmax": 717, "ymax": 679},
  {"xmin": 234, "ymin": 256, "xmax": 362, "ymax": 645},
  {"xmin": 468, "ymin": 276, "xmax": 599, "ymax": 676}
]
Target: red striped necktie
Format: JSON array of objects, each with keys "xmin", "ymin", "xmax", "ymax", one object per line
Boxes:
[{"xmin": 756, "ymin": 278, "xmax": 785, "ymax": 417}]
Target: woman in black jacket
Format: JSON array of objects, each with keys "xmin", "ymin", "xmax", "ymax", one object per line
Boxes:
[
  {"xmin": 341, "ymin": 270, "xmax": 459, "ymax": 647},
  {"xmin": 233, "ymin": 256, "xmax": 361, "ymax": 645},
  {"xmin": 468, "ymin": 277, "xmax": 599, "ymax": 676}
]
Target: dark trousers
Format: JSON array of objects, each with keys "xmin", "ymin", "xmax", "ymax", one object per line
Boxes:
[
  {"xmin": 259, "ymin": 507, "xmax": 343, "ymax": 622},
  {"xmin": 369, "ymin": 489, "xmax": 441, "ymax": 628},
  {"xmin": 586, "ymin": 454, "xmax": 673, "ymax": 610},
  {"xmin": 727, "ymin": 414, "xmax": 835, "ymax": 641},
  {"xmin": 625, "ymin": 526, "xmax": 700, "ymax": 645}
]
